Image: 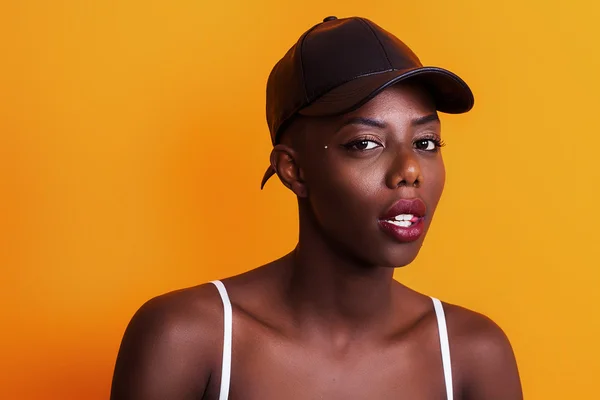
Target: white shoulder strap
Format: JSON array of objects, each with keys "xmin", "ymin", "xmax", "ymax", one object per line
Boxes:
[
  {"xmin": 211, "ymin": 280, "xmax": 232, "ymax": 400},
  {"xmin": 431, "ymin": 297, "xmax": 453, "ymax": 400}
]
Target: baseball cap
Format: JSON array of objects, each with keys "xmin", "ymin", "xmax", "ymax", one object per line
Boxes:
[{"xmin": 261, "ymin": 16, "xmax": 474, "ymax": 189}]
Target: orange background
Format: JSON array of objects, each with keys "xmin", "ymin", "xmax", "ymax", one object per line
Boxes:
[{"xmin": 1, "ymin": 1, "xmax": 599, "ymax": 399}]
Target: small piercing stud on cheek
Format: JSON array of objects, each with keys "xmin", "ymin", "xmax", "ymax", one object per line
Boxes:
[{"xmin": 324, "ymin": 145, "xmax": 328, "ymax": 149}]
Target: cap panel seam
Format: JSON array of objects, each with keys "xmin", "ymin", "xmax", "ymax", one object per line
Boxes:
[
  {"xmin": 299, "ymin": 22, "xmax": 323, "ymax": 103},
  {"xmin": 358, "ymin": 18, "xmax": 393, "ymax": 69},
  {"xmin": 273, "ymin": 22, "xmax": 322, "ymax": 144}
]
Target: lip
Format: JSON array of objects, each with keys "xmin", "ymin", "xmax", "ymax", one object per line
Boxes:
[
  {"xmin": 380, "ymin": 198, "xmax": 427, "ymax": 220},
  {"xmin": 378, "ymin": 198, "xmax": 427, "ymax": 243}
]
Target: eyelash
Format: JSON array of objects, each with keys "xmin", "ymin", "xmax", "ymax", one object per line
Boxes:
[
  {"xmin": 342, "ymin": 135, "xmax": 446, "ymax": 152},
  {"xmin": 342, "ymin": 135, "xmax": 383, "ymax": 151},
  {"xmin": 415, "ymin": 135, "xmax": 446, "ymax": 151}
]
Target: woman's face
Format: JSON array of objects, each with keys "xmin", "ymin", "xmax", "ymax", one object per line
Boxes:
[{"xmin": 294, "ymin": 83, "xmax": 446, "ymax": 267}]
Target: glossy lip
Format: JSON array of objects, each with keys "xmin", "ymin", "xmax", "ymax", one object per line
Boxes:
[
  {"xmin": 378, "ymin": 198, "xmax": 427, "ymax": 243},
  {"xmin": 380, "ymin": 198, "xmax": 427, "ymax": 220}
]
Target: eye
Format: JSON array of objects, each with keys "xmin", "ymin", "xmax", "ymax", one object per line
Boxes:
[
  {"xmin": 343, "ymin": 139, "xmax": 382, "ymax": 151},
  {"xmin": 414, "ymin": 138, "xmax": 444, "ymax": 151}
]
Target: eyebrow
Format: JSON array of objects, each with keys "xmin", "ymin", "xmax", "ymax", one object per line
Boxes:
[
  {"xmin": 336, "ymin": 113, "xmax": 440, "ymax": 132},
  {"xmin": 411, "ymin": 113, "xmax": 440, "ymax": 126},
  {"xmin": 336, "ymin": 117, "xmax": 387, "ymax": 132}
]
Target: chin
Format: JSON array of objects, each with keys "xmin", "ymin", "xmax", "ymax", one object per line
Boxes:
[
  {"xmin": 381, "ymin": 254, "xmax": 420, "ymax": 269},
  {"xmin": 376, "ymin": 241, "xmax": 425, "ymax": 268}
]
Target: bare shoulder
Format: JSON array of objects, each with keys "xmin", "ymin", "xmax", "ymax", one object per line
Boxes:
[
  {"xmin": 111, "ymin": 283, "xmax": 224, "ymax": 400},
  {"xmin": 443, "ymin": 302, "xmax": 513, "ymax": 357},
  {"xmin": 129, "ymin": 283, "xmax": 224, "ymax": 337},
  {"xmin": 442, "ymin": 302, "xmax": 523, "ymax": 400}
]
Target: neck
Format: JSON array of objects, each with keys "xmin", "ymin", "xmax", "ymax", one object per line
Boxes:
[{"xmin": 282, "ymin": 203, "xmax": 397, "ymax": 336}]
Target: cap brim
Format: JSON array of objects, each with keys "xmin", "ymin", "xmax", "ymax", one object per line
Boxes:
[
  {"xmin": 299, "ymin": 66, "xmax": 474, "ymax": 117},
  {"xmin": 260, "ymin": 67, "xmax": 474, "ymax": 189}
]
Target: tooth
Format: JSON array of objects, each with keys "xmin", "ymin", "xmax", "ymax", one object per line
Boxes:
[{"xmin": 390, "ymin": 220, "xmax": 411, "ymax": 228}]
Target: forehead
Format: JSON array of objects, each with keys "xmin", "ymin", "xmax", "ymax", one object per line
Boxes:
[
  {"xmin": 281, "ymin": 82, "xmax": 439, "ymax": 148},
  {"xmin": 304, "ymin": 83, "xmax": 438, "ymax": 136},
  {"xmin": 345, "ymin": 82, "xmax": 437, "ymax": 120}
]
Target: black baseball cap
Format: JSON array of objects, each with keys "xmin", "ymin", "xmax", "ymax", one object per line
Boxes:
[{"xmin": 261, "ymin": 16, "xmax": 474, "ymax": 189}]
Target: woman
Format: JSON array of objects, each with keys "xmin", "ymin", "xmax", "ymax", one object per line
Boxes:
[{"xmin": 111, "ymin": 16, "xmax": 522, "ymax": 399}]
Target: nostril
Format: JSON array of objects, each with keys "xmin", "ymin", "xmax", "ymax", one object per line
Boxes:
[{"xmin": 397, "ymin": 178, "xmax": 420, "ymax": 188}]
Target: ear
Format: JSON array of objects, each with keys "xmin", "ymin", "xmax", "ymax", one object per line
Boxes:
[{"xmin": 270, "ymin": 144, "xmax": 307, "ymax": 197}]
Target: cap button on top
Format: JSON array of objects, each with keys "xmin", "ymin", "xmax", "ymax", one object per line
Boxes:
[{"xmin": 323, "ymin": 16, "xmax": 337, "ymax": 22}]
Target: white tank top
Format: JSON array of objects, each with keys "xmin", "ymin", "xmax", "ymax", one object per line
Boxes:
[{"xmin": 210, "ymin": 280, "xmax": 454, "ymax": 400}]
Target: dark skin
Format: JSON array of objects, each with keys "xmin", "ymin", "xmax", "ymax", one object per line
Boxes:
[{"xmin": 111, "ymin": 83, "xmax": 523, "ymax": 399}]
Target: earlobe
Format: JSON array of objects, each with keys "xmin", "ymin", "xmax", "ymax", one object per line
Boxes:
[{"xmin": 270, "ymin": 144, "xmax": 308, "ymax": 197}]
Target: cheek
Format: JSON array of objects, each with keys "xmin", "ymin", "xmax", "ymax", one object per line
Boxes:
[
  {"xmin": 305, "ymin": 154, "xmax": 445, "ymax": 224},
  {"xmin": 424, "ymin": 159, "xmax": 445, "ymax": 209},
  {"xmin": 307, "ymin": 160, "xmax": 383, "ymax": 227}
]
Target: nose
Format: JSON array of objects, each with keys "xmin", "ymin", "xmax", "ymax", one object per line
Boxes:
[{"xmin": 386, "ymin": 149, "xmax": 423, "ymax": 189}]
